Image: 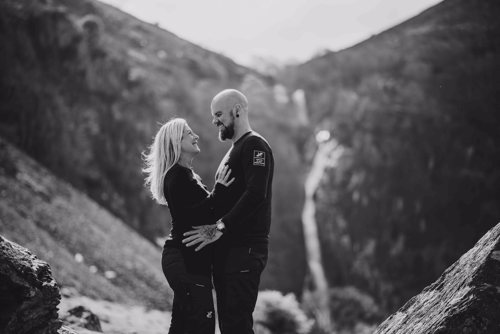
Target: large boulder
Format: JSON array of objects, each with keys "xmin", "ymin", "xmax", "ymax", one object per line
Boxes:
[
  {"xmin": 375, "ymin": 222, "xmax": 500, "ymax": 334},
  {"xmin": 0, "ymin": 235, "xmax": 61, "ymax": 334}
]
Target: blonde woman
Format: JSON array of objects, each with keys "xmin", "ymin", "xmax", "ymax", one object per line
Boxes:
[{"xmin": 144, "ymin": 118, "xmax": 234, "ymax": 334}]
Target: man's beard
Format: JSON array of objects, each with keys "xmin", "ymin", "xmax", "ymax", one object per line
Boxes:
[{"xmin": 218, "ymin": 116, "xmax": 235, "ymax": 141}]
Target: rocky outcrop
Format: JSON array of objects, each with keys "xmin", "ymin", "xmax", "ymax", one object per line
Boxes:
[
  {"xmin": 58, "ymin": 326, "xmax": 101, "ymax": 334},
  {"xmin": 0, "ymin": 235, "xmax": 61, "ymax": 334},
  {"xmin": 59, "ymin": 326, "xmax": 79, "ymax": 334},
  {"xmin": 374, "ymin": 222, "xmax": 500, "ymax": 334}
]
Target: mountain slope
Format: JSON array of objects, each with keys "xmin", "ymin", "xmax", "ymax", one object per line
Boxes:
[
  {"xmin": 0, "ymin": 136, "xmax": 170, "ymax": 309},
  {"xmin": 0, "ymin": 0, "xmax": 307, "ymax": 295},
  {"xmin": 287, "ymin": 0, "xmax": 500, "ymax": 311}
]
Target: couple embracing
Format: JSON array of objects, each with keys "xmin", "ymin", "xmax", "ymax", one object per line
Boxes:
[{"xmin": 144, "ymin": 89, "xmax": 274, "ymax": 334}]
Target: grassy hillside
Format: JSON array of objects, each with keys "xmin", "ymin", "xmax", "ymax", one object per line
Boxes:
[
  {"xmin": 0, "ymin": 136, "xmax": 170, "ymax": 309},
  {"xmin": 287, "ymin": 0, "xmax": 500, "ymax": 311}
]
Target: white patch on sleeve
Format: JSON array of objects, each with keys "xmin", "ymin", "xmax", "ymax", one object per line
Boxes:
[{"xmin": 253, "ymin": 150, "xmax": 265, "ymax": 166}]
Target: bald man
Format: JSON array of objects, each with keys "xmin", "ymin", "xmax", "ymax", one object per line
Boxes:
[{"xmin": 183, "ymin": 89, "xmax": 274, "ymax": 333}]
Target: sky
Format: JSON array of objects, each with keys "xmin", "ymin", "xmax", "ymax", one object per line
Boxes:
[{"xmin": 100, "ymin": 0, "xmax": 442, "ymax": 66}]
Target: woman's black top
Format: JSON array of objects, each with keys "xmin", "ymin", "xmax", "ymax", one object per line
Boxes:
[{"xmin": 163, "ymin": 163, "xmax": 224, "ymax": 275}]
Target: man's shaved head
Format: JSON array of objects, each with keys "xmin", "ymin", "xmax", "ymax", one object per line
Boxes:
[
  {"xmin": 210, "ymin": 89, "xmax": 252, "ymax": 142},
  {"xmin": 211, "ymin": 89, "xmax": 248, "ymax": 113}
]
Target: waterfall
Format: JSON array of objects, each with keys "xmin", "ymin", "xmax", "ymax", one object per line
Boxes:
[{"xmin": 302, "ymin": 131, "xmax": 344, "ymax": 331}]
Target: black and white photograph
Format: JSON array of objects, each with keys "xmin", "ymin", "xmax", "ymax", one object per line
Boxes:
[{"xmin": 1, "ymin": 0, "xmax": 499, "ymax": 333}]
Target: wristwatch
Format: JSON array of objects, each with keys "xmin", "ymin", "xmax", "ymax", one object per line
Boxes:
[{"xmin": 216, "ymin": 220, "xmax": 226, "ymax": 233}]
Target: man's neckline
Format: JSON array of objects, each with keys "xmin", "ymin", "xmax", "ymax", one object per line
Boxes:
[{"xmin": 233, "ymin": 131, "xmax": 253, "ymax": 146}]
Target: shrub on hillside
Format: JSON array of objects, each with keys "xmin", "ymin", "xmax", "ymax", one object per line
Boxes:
[
  {"xmin": 254, "ymin": 290, "xmax": 313, "ymax": 334},
  {"xmin": 329, "ymin": 286, "xmax": 383, "ymax": 329}
]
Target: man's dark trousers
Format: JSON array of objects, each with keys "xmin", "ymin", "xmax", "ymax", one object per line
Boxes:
[{"xmin": 214, "ymin": 244, "xmax": 268, "ymax": 334}]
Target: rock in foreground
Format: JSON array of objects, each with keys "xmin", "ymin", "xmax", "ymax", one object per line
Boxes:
[
  {"xmin": 375, "ymin": 222, "xmax": 500, "ymax": 334},
  {"xmin": 0, "ymin": 235, "xmax": 62, "ymax": 333},
  {"xmin": 61, "ymin": 305, "xmax": 103, "ymax": 332}
]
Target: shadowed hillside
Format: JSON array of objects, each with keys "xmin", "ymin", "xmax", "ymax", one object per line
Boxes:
[
  {"xmin": 0, "ymin": 0, "xmax": 307, "ymax": 295},
  {"xmin": 0, "ymin": 137, "xmax": 169, "ymax": 309},
  {"xmin": 286, "ymin": 0, "xmax": 500, "ymax": 312}
]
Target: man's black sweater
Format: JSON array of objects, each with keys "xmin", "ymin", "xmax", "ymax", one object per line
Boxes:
[{"xmin": 215, "ymin": 131, "xmax": 274, "ymax": 247}]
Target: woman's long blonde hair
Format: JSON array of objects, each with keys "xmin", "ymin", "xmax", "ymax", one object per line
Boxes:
[{"xmin": 143, "ymin": 118, "xmax": 186, "ymax": 205}]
